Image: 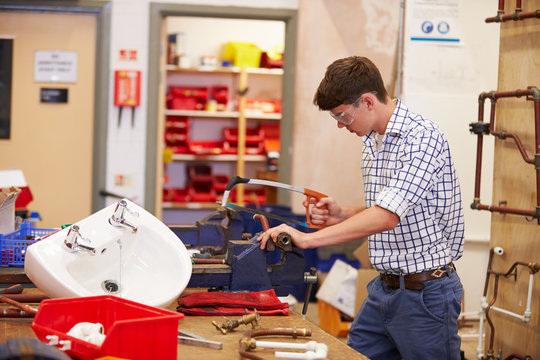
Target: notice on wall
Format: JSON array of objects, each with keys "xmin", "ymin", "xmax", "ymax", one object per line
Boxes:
[
  {"xmin": 34, "ymin": 50, "xmax": 77, "ymax": 83},
  {"xmin": 408, "ymin": 0, "xmax": 461, "ymax": 44}
]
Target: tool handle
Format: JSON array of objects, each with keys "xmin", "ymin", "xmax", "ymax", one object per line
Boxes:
[{"xmin": 304, "ymin": 188, "xmax": 328, "ymax": 229}]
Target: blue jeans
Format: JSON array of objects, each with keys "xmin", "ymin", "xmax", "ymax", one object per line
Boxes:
[{"xmin": 348, "ymin": 267, "xmax": 463, "ymax": 360}]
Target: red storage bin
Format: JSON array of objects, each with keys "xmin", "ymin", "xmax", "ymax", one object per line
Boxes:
[
  {"xmin": 164, "ymin": 131, "xmax": 189, "ymax": 145},
  {"xmin": 223, "ymin": 127, "xmax": 264, "ymax": 143},
  {"xmin": 213, "ymin": 174, "xmax": 230, "ymax": 193},
  {"xmin": 168, "ymin": 86, "xmax": 208, "ymax": 110},
  {"xmin": 165, "ymin": 116, "xmax": 190, "ymax": 130},
  {"xmin": 188, "ymin": 183, "xmax": 217, "ymax": 202},
  {"xmin": 163, "ymin": 188, "xmax": 189, "ymax": 202},
  {"xmin": 210, "ymin": 86, "xmax": 229, "ymax": 111},
  {"xmin": 187, "ymin": 164, "xmax": 213, "ymax": 183},
  {"xmin": 32, "ymin": 295, "xmax": 183, "ymax": 360},
  {"xmin": 166, "ymin": 145, "xmax": 189, "ymax": 154},
  {"xmin": 223, "ymin": 140, "xmax": 265, "ymax": 155},
  {"xmin": 188, "ymin": 140, "xmax": 223, "ymax": 155}
]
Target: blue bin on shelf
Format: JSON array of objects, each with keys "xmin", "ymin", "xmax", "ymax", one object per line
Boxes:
[{"xmin": 0, "ymin": 220, "xmax": 58, "ymax": 266}]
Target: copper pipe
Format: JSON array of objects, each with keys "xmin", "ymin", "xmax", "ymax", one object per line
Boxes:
[
  {"xmin": 0, "ymin": 294, "xmax": 38, "ymax": 315},
  {"xmin": 485, "ymin": 0, "xmax": 539, "ymax": 23},
  {"xmin": 482, "ymin": 256, "xmax": 540, "ymax": 356},
  {"xmin": 494, "ymin": 10, "xmax": 540, "ymax": 22},
  {"xmin": 239, "ymin": 327, "xmax": 312, "ymax": 360},
  {"xmin": 471, "ymin": 88, "xmax": 540, "ymax": 221},
  {"xmin": 475, "ymin": 203, "xmax": 535, "ymax": 217},
  {"xmin": 253, "ymin": 214, "xmax": 270, "ymax": 231},
  {"xmin": 0, "ymin": 294, "xmax": 49, "ymax": 303},
  {"xmin": 0, "ymin": 308, "xmax": 36, "ymax": 318}
]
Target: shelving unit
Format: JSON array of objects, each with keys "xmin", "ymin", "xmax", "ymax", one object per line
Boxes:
[{"xmin": 159, "ymin": 65, "xmax": 283, "ymax": 224}]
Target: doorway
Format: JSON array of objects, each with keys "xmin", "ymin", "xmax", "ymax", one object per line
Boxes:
[
  {"xmin": 146, "ymin": 4, "xmax": 298, "ymax": 215},
  {"xmin": 0, "ymin": 1, "xmax": 111, "ymax": 227}
]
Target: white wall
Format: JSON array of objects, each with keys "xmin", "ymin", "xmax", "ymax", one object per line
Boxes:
[{"xmin": 402, "ymin": 0, "xmax": 499, "ymax": 312}]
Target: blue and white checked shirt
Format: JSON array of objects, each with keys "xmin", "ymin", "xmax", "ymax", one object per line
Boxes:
[{"xmin": 362, "ymin": 99, "xmax": 464, "ymax": 275}]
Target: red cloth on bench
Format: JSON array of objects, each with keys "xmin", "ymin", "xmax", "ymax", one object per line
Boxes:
[{"xmin": 177, "ymin": 289, "xmax": 289, "ymax": 316}]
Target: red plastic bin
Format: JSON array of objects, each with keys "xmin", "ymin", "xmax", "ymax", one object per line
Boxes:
[
  {"xmin": 223, "ymin": 140, "xmax": 265, "ymax": 155},
  {"xmin": 223, "ymin": 127, "xmax": 264, "ymax": 143},
  {"xmin": 188, "ymin": 140, "xmax": 223, "ymax": 155},
  {"xmin": 32, "ymin": 295, "xmax": 183, "ymax": 360}
]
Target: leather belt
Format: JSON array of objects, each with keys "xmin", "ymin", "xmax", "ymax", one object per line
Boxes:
[{"xmin": 380, "ymin": 263, "xmax": 455, "ymax": 290}]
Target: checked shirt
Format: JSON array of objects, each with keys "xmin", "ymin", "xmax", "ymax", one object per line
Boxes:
[{"xmin": 362, "ymin": 99, "xmax": 464, "ymax": 275}]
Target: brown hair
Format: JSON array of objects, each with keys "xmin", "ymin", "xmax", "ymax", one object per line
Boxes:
[{"xmin": 313, "ymin": 56, "xmax": 388, "ymax": 110}]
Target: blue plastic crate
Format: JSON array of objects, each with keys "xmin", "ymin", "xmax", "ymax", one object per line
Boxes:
[{"xmin": 0, "ymin": 220, "xmax": 58, "ymax": 266}]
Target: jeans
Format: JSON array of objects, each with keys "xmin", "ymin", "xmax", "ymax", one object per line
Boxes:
[{"xmin": 347, "ymin": 267, "xmax": 463, "ymax": 360}]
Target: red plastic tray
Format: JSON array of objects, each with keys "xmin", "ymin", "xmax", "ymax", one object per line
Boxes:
[{"xmin": 32, "ymin": 295, "xmax": 183, "ymax": 360}]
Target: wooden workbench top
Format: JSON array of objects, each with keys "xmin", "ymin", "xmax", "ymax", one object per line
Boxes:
[{"xmin": 0, "ymin": 287, "xmax": 369, "ymax": 360}]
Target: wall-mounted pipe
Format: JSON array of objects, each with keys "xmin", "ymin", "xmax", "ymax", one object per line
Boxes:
[
  {"xmin": 469, "ymin": 87, "xmax": 540, "ymax": 224},
  {"xmin": 485, "ymin": 0, "xmax": 540, "ymax": 23},
  {"xmin": 478, "ymin": 247, "xmax": 540, "ymax": 359}
]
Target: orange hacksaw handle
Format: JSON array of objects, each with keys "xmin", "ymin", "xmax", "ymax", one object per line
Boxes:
[{"xmin": 304, "ymin": 188, "xmax": 328, "ymax": 229}]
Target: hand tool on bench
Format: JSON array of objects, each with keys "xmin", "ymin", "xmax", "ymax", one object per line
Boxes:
[
  {"xmin": 221, "ymin": 176, "xmax": 329, "ymax": 229},
  {"xmin": 178, "ymin": 329, "xmax": 223, "ymax": 350}
]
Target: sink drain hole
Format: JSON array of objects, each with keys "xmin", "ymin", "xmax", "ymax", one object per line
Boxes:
[{"xmin": 101, "ymin": 280, "xmax": 120, "ymax": 294}]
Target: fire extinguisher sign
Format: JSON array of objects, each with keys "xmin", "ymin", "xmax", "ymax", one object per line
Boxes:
[{"xmin": 114, "ymin": 70, "xmax": 141, "ymax": 107}]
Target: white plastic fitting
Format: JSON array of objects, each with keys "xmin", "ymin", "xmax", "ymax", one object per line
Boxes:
[{"xmin": 493, "ymin": 246, "xmax": 504, "ymax": 255}]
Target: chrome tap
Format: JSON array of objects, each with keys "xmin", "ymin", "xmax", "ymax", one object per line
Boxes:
[
  {"xmin": 108, "ymin": 199, "xmax": 138, "ymax": 233},
  {"xmin": 64, "ymin": 225, "xmax": 96, "ymax": 255}
]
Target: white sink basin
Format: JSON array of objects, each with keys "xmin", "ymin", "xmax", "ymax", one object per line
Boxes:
[{"xmin": 24, "ymin": 199, "xmax": 192, "ymax": 308}]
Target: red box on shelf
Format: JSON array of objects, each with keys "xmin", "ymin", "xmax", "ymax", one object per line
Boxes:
[
  {"xmin": 229, "ymin": 187, "xmax": 266, "ymax": 204},
  {"xmin": 211, "ymin": 86, "xmax": 229, "ymax": 111},
  {"xmin": 187, "ymin": 164, "xmax": 213, "ymax": 183},
  {"xmin": 223, "ymin": 127, "xmax": 264, "ymax": 143},
  {"xmin": 245, "ymin": 99, "xmax": 282, "ymax": 114},
  {"xmin": 164, "ymin": 131, "xmax": 189, "ymax": 145},
  {"xmin": 168, "ymin": 86, "xmax": 208, "ymax": 110},
  {"xmin": 32, "ymin": 295, "xmax": 183, "ymax": 360},
  {"xmin": 223, "ymin": 140, "xmax": 265, "ymax": 155},
  {"xmin": 166, "ymin": 145, "xmax": 189, "ymax": 154},
  {"xmin": 188, "ymin": 140, "xmax": 223, "ymax": 155},
  {"xmin": 163, "ymin": 188, "xmax": 189, "ymax": 202},
  {"xmin": 165, "ymin": 115, "xmax": 190, "ymax": 129},
  {"xmin": 213, "ymin": 174, "xmax": 230, "ymax": 193},
  {"xmin": 260, "ymin": 123, "xmax": 280, "ymax": 151},
  {"xmin": 188, "ymin": 183, "xmax": 217, "ymax": 203}
]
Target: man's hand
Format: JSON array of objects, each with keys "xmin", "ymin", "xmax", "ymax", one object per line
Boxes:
[
  {"xmin": 257, "ymin": 223, "xmax": 310, "ymax": 249},
  {"xmin": 304, "ymin": 196, "xmax": 346, "ymax": 226}
]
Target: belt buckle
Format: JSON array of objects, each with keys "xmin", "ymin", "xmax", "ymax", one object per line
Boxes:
[{"xmin": 431, "ymin": 268, "xmax": 447, "ymax": 278}]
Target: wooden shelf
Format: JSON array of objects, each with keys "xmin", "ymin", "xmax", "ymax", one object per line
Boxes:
[
  {"xmin": 170, "ymin": 154, "xmax": 267, "ymax": 162},
  {"xmin": 164, "ymin": 109, "xmax": 281, "ymax": 120},
  {"xmin": 165, "ymin": 65, "xmax": 283, "ymax": 76}
]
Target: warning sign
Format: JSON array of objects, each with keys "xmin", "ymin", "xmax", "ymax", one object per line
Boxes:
[{"xmin": 34, "ymin": 50, "xmax": 78, "ymax": 83}]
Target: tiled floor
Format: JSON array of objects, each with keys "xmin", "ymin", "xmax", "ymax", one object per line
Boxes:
[{"xmin": 293, "ymin": 302, "xmax": 482, "ymax": 359}]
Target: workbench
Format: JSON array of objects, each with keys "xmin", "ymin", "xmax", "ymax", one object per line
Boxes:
[{"xmin": 0, "ymin": 271, "xmax": 369, "ymax": 360}]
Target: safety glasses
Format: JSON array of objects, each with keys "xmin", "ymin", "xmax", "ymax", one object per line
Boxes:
[{"xmin": 329, "ymin": 97, "xmax": 362, "ymax": 126}]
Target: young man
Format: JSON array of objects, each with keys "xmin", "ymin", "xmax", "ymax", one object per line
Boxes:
[{"xmin": 257, "ymin": 56, "xmax": 465, "ymax": 359}]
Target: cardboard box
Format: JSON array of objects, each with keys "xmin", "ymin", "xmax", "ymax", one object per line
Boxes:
[
  {"xmin": 0, "ymin": 187, "xmax": 21, "ymax": 234},
  {"xmin": 315, "ymin": 259, "xmax": 357, "ymax": 318}
]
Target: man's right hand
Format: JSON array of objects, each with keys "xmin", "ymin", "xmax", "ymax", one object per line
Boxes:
[{"xmin": 303, "ymin": 196, "xmax": 344, "ymax": 226}]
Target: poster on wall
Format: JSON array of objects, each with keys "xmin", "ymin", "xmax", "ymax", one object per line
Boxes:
[
  {"xmin": 0, "ymin": 38, "xmax": 13, "ymax": 139},
  {"xmin": 408, "ymin": 0, "xmax": 461, "ymax": 44},
  {"xmin": 34, "ymin": 50, "xmax": 78, "ymax": 83}
]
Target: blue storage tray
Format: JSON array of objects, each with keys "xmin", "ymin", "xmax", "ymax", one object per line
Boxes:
[{"xmin": 0, "ymin": 221, "xmax": 58, "ymax": 266}]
